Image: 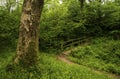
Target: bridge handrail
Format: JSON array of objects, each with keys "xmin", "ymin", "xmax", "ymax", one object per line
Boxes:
[{"xmin": 60, "ymin": 37, "xmax": 92, "ymax": 50}]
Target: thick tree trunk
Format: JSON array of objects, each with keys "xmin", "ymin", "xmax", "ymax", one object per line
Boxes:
[{"xmin": 14, "ymin": 0, "xmax": 44, "ymax": 67}]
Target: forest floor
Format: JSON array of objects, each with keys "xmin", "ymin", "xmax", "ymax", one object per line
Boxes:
[{"xmin": 57, "ymin": 49, "xmax": 120, "ymax": 79}]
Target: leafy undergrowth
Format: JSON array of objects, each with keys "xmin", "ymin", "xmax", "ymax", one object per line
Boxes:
[
  {"xmin": 68, "ymin": 37, "xmax": 120, "ymax": 75},
  {"xmin": 0, "ymin": 51, "xmax": 113, "ymax": 79}
]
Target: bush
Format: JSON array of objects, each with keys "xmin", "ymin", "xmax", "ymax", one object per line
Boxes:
[
  {"xmin": 0, "ymin": 9, "xmax": 19, "ymax": 50},
  {"xmin": 69, "ymin": 37, "xmax": 120, "ymax": 74}
]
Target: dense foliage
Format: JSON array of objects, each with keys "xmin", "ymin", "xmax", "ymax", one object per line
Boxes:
[
  {"xmin": 0, "ymin": 0, "xmax": 120, "ymax": 51},
  {"xmin": 0, "ymin": 9, "xmax": 19, "ymax": 52},
  {"xmin": 40, "ymin": 0, "xmax": 120, "ymax": 50},
  {"xmin": 69, "ymin": 37, "xmax": 120, "ymax": 74}
]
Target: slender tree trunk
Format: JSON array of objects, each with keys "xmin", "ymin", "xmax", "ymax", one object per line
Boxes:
[
  {"xmin": 6, "ymin": 0, "xmax": 11, "ymax": 12},
  {"xmin": 79, "ymin": 0, "xmax": 85, "ymax": 9},
  {"xmin": 88, "ymin": 0, "xmax": 92, "ymax": 3},
  {"xmin": 14, "ymin": 0, "xmax": 44, "ymax": 67}
]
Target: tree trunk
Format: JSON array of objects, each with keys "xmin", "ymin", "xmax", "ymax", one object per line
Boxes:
[
  {"xmin": 79, "ymin": 0, "xmax": 85, "ymax": 9},
  {"xmin": 14, "ymin": 0, "xmax": 44, "ymax": 67}
]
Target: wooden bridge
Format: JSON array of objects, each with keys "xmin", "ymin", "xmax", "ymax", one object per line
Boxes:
[
  {"xmin": 45, "ymin": 37, "xmax": 92, "ymax": 52},
  {"xmin": 60, "ymin": 37, "xmax": 92, "ymax": 51}
]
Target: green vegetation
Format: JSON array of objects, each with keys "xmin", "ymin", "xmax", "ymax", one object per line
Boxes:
[
  {"xmin": 40, "ymin": 0, "xmax": 120, "ymax": 50},
  {"xmin": 0, "ymin": 51, "xmax": 113, "ymax": 79},
  {"xmin": 68, "ymin": 37, "xmax": 120, "ymax": 75},
  {"xmin": 0, "ymin": 9, "xmax": 19, "ymax": 52},
  {"xmin": 0, "ymin": 0, "xmax": 120, "ymax": 51},
  {"xmin": 0, "ymin": 0, "xmax": 120, "ymax": 79}
]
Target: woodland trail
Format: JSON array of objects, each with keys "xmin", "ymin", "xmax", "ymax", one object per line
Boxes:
[{"xmin": 57, "ymin": 49, "xmax": 120, "ymax": 79}]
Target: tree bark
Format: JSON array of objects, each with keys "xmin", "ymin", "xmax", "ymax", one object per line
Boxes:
[{"xmin": 14, "ymin": 0, "xmax": 44, "ymax": 67}]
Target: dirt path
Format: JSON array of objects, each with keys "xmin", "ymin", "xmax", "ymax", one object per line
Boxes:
[
  {"xmin": 58, "ymin": 54, "xmax": 76, "ymax": 65},
  {"xmin": 57, "ymin": 50, "xmax": 120, "ymax": 79}
]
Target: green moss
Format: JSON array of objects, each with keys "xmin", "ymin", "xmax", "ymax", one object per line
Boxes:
[{"xmin": 18, "ymin": 41, "xmax": 38, "ymax": 68}]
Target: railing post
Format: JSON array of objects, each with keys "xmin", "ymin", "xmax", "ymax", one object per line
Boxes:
[
  {"xmin": 71, "ymin": 40, "xmax": 73, "ymax": 49},
  {"xmin": 61, "ymin": 41, "xmax": 64, "ymax": 51}
]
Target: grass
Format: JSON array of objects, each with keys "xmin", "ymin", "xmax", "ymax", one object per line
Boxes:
[
  {"xmin": 0, "ymin": 50, "xmax": 113, "ymax": 79},
  {"xmin": 68, "ymin": 37, "xmax": 120, "ymax": 75}
]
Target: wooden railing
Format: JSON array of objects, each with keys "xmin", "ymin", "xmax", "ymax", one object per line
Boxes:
[{"xmin": 60, "ymin": 37, "xmax": 92, "ymax": 51}]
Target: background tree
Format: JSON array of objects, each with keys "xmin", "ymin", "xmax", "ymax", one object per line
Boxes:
[{"xmin": 79, "ymin": 0, "xmax": 85, "ymax": 9}]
